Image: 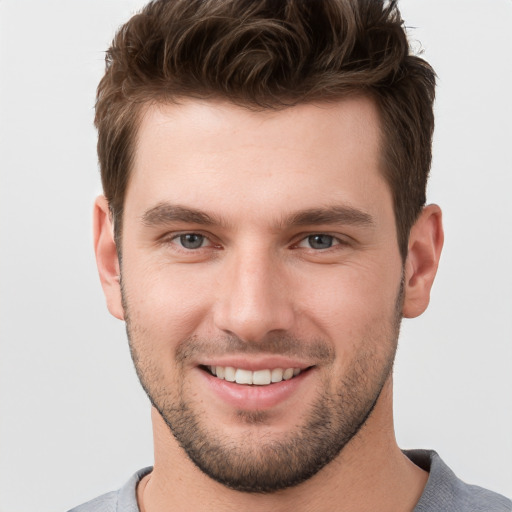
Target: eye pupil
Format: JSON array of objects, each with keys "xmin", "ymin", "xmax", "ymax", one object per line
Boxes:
[
  {"xmin": 308, "ymin": 234, "xmax": 333, "ymax": 249},
  {"xmin": 180, "ymin": 233, "xmax": 204, "ymax": 249}
]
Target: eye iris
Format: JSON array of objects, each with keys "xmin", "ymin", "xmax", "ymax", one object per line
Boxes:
[
  {"xmin": 180, "ymin": 233, "xmax": 204, "ymax": 249},
  {"xmin": 308, "ymin": 234, "xmax": 333, "ymax": 249}
]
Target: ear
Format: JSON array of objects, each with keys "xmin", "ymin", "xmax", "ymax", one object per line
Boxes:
[
  {"xmin": 402, "ymin": 204, "xmax": 444, "ymax": 318},
  {"xmin": 93, "ymin": 195, "xmax": 124, "ymax": 320}
]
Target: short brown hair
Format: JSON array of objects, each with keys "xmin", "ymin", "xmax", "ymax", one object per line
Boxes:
[{"xmin": 95, "ymin": 0, "xmax": 436, "ymax": 259}]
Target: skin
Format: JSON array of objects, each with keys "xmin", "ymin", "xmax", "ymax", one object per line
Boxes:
[{"xmin": 94, "ymin": 96, "xmax": 443, "ymax": 511}]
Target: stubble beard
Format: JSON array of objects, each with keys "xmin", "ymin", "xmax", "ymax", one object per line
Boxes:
[{"xmin": 123, "ymin": 281, "xmax": 404, "ymax": 494}]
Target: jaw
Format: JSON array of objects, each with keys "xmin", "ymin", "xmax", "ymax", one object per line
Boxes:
[{"xmin": 145, "ymin": 375, "xmax": 403, "ymax": 511}]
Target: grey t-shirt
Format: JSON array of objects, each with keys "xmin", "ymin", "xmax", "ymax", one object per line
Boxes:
[{"xmin": 68, "ymin": 450, "xmax": 512, "ymax": 511}]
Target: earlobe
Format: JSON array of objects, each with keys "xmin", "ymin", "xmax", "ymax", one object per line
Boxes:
[
  {"xmin": 402, "ymin": 204, "xmax": 444, "ymax": 319},
  {"xmin": 93, "ymin": 195, "xmax": 124, "ymax": 320}
]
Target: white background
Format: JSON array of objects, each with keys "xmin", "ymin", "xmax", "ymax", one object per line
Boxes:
[{"xmin": 0, "ymin": 1, "xmax": 511, "ymax": 510}]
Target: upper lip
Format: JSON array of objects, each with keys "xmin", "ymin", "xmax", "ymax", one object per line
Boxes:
[{"xmin": 198, "ymin": 356, "xmax": 313, "ymax": 372}]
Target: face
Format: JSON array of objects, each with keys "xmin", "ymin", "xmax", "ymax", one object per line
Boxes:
[{"xmin": 118, "ymin": 97, "xmax": 405, "ymax": 492}]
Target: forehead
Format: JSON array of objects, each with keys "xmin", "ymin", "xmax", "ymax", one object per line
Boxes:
[
  {"xmin": 135, "ymin": 96, "xmax": 382, "ymax": 164},
  {"xmin": 126, "ymin": 96, "xmax": 390, "ymax": 226}
]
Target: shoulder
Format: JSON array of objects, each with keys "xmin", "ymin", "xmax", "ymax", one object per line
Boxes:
[
  {"xmin": 67, "ymin": 490, "xmax": 119, "ymax": 512},
  {"xmin": 67, "ymin": 467, "xmax": 153, "ymax": 512},
  {"xmin": 406, "ymin": 450, "xmax": 512, "ymax": 512}
]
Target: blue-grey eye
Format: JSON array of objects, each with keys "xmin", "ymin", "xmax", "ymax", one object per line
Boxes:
[
  {"xmin": 307, "ymin": 234, "xmax": 334, "ymax": 249},
  {"xmin": 179, "ymin": 233, "xmax": 205, "ymax": 249}
]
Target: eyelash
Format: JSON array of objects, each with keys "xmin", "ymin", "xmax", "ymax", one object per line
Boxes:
[
  {"xmin": 165, "ymin": 232, "xmax": 348, "ymax": 252},
  {"xmin": 296, "ymin": 234, "xmax": 343, "ymax": 250},
  {"xmin": 167, "ymin": 232, "xmax": 214, "ymax": 250}
]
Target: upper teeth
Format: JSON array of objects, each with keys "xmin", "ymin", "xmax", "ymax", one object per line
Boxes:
[{"xmin": 208, "ymin": 366, "xmax": 302, "ymax": 385}]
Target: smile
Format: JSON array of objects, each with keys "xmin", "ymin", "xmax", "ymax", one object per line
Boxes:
[{"xmin": 206, "ymin": 365, "xmax": 305, "ymax": 385}]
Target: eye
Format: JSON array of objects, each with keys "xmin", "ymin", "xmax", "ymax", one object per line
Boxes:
[
  {"xmin": 298, "ymin": 234, "xmax": 338, "ymax": 250},
  {"xmin": 173, "ymin": 233, "xmax": 209, "ymax": 249}
]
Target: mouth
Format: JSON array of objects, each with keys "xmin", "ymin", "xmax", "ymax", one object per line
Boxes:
[{"xmin": 200, "ymin": 365, "xmax": 312, "ymax": 385}]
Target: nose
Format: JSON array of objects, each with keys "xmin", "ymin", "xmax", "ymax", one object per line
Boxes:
[{"xmin": 213, "ymin": 248, "xmax": 295, "ymax": 343}]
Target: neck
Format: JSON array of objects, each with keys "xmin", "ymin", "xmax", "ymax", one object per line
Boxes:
[{"xmin": 138, "ymin": 379, "xmax": 428, "ymax": 512}]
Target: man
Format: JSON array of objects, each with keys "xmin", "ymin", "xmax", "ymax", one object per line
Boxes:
[{"xmin": 70, "ymin": 0, "xmax": 511, "ymax": 511}]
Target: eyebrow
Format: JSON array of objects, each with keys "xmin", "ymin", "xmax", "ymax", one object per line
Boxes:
[
  {"xmin": 141, "ymin": 203, "xmax": 374, "ymax": 229},
  {"xmin": 142, "ymin": 203, "xmax": 222, "ymax": 227},
  {"xmin": 285, "ymin": 206, "xmax": 374, "ymax": 228}
]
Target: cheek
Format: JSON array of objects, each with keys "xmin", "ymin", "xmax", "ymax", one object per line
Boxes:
[
  {"xmin": 121, "ymin": 239, "xmax": 403, "ymax": 354},
  {"xmin": 121, "ymin": 255, "xmax": 216, "ymax": 341},
  {"xmin": 295, "ymin": 260, "xmax": 402, "ymax": 344}
]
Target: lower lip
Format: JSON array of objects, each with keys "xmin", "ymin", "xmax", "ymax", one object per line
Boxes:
[{"xmin": 199, "ymin": 368, "xmax": 312, "ymax": 411}]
